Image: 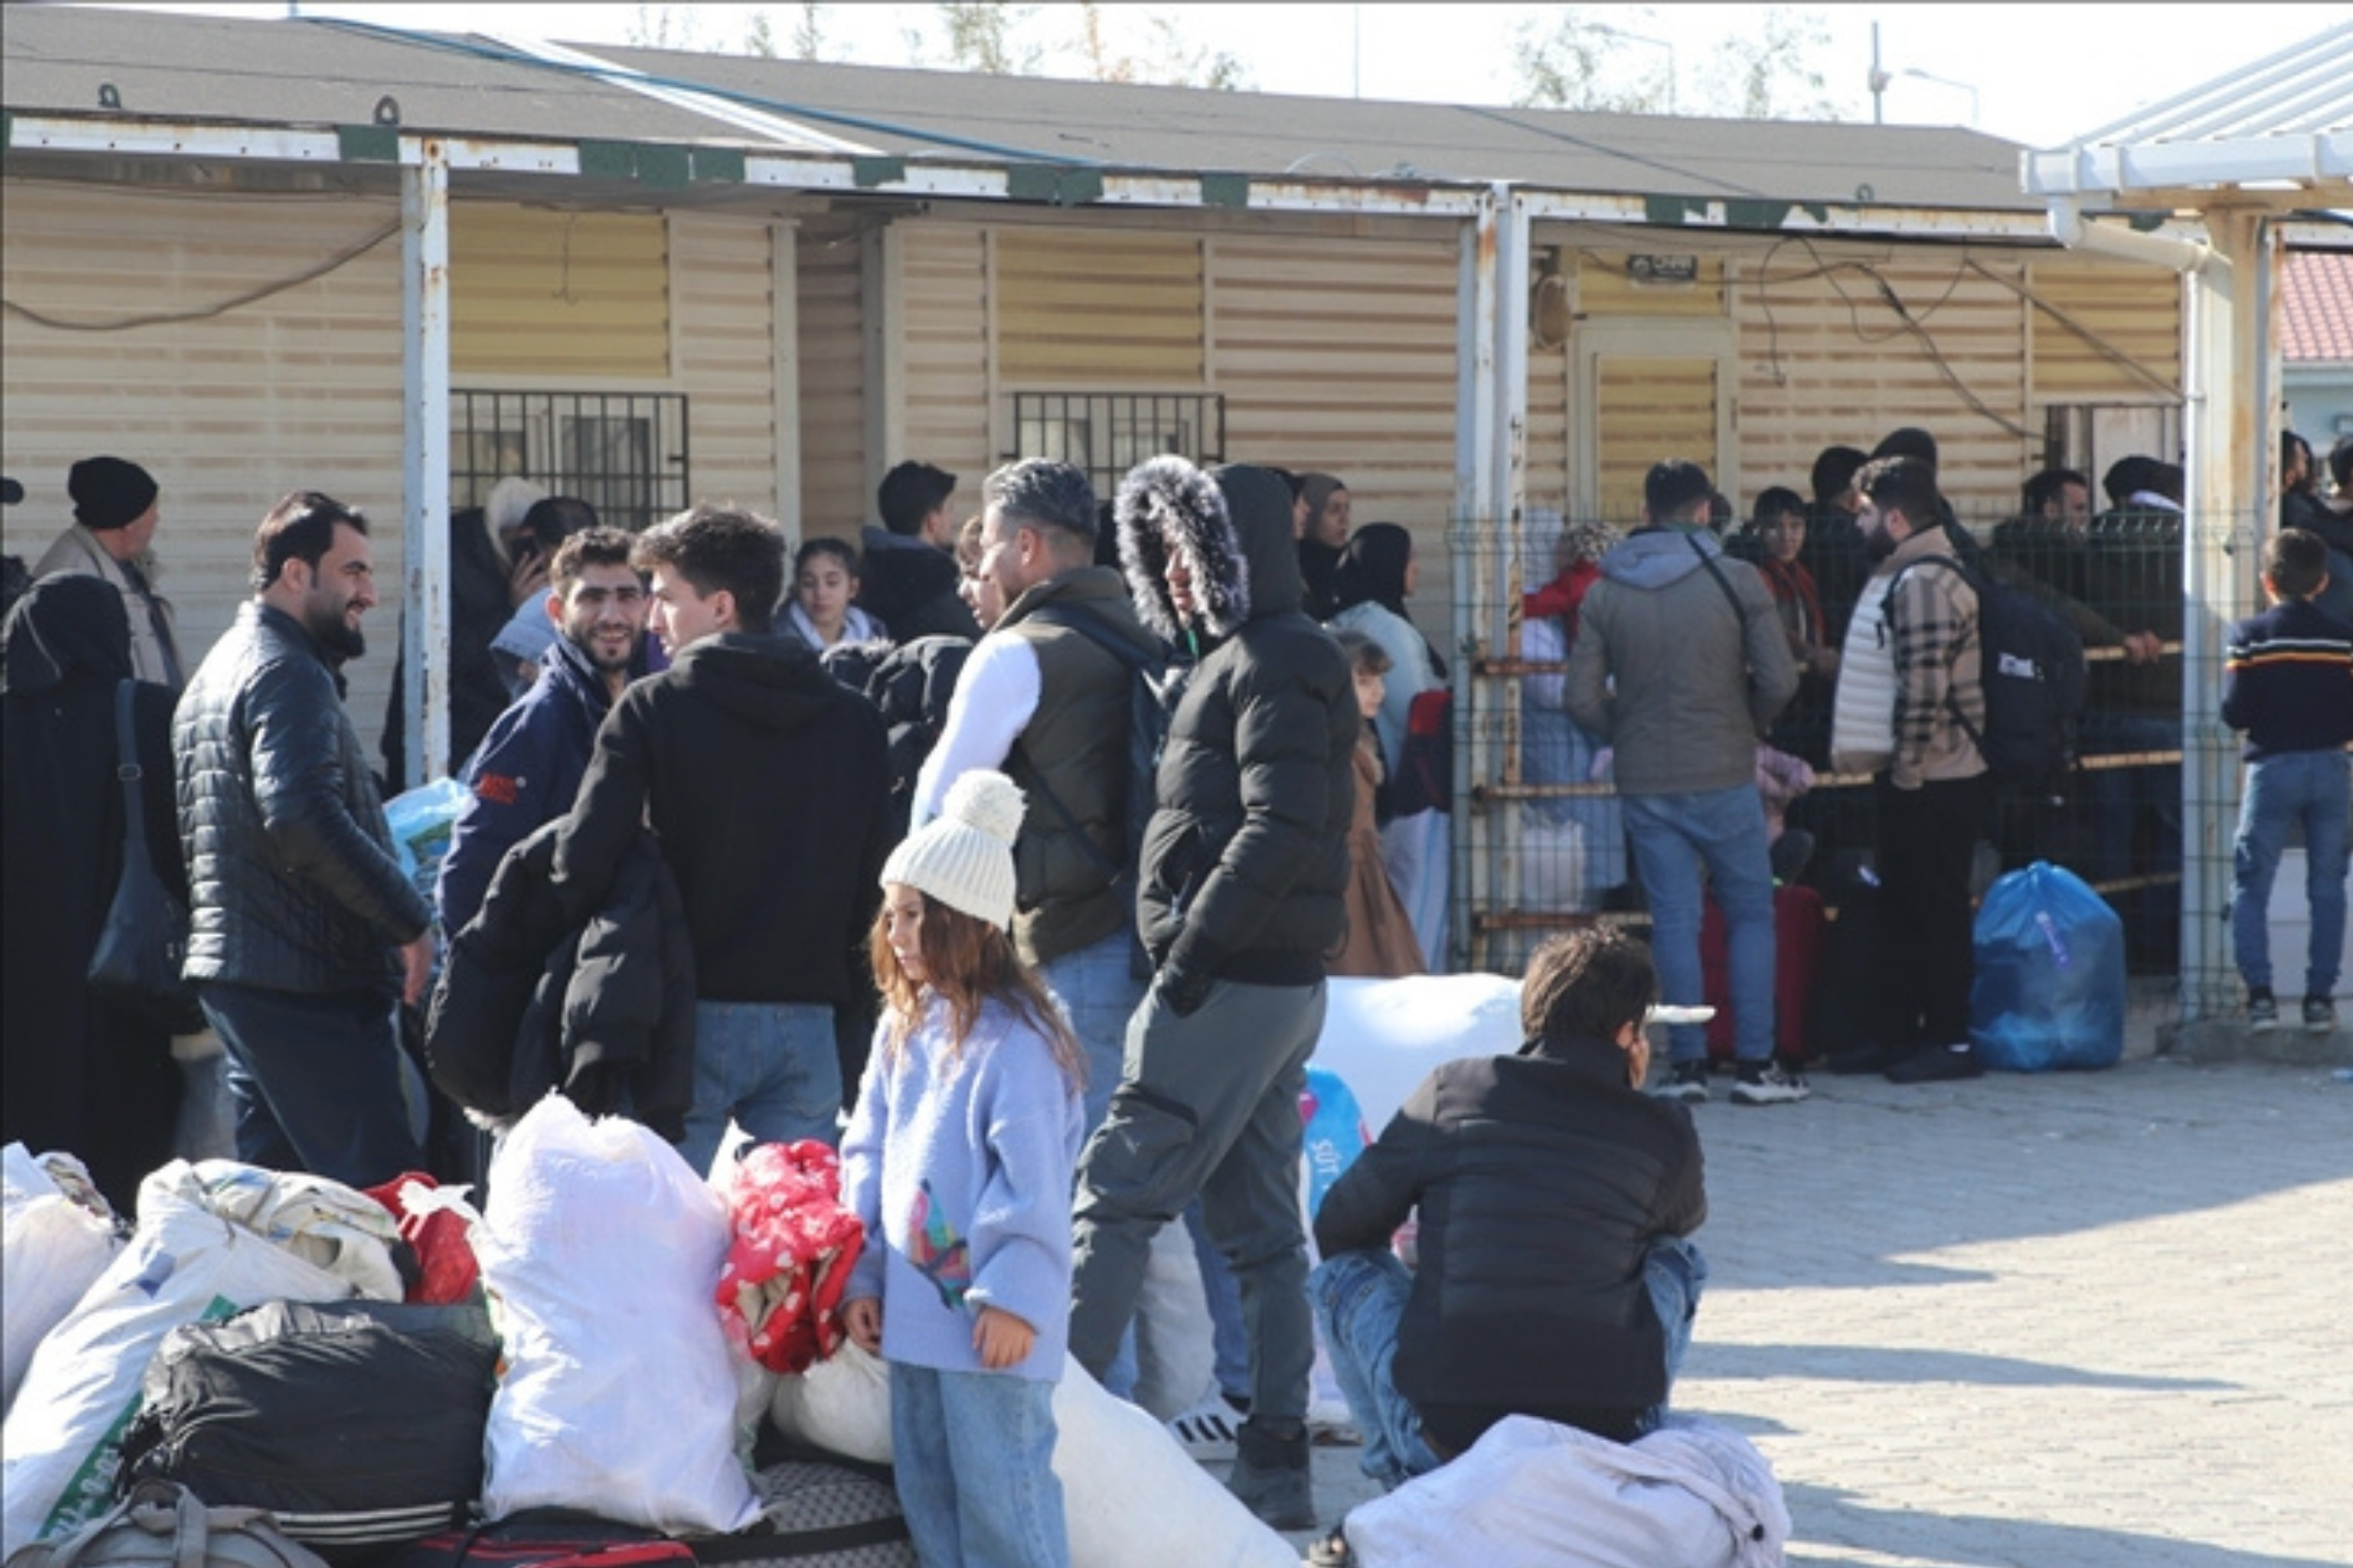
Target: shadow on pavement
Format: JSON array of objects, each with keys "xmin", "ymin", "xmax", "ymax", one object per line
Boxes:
[
  {"xmin": 1782, "ymin": 1484, "xmax": 2349, "ymax": 1568},
  {"xmin": 1694, "ymin": 1343, "xmax": 2237, "ymax": 1393}
]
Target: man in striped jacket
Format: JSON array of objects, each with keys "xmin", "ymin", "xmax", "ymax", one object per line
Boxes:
[
  {"xmin": 1829, "ymin": 456, "xmax": 1991, "ymax": 1084},
  {"xmin": 2221, "ymin": 527, "xmax": 2353, "ymax": 1034}
]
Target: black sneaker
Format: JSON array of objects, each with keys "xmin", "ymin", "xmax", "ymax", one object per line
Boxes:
[
  {"xmin": 2303, "ymin": 995, "xmax": 2337, "ymax": 1034},
  {"xmin": 1885, "ymin": 1042, "xmax": 1985, "ymax": 1085},
  {"xmin": 1225, "ymin": 1419, "xmax": 1314, "ymax": 1530},
  {"xmin": 2248, "ymin": 988, "xmax": 2278, "ymax": 1032},
  {"xmin": 1730, "ymin": 1060, "xmax": 1811, "ymax": 1105},
  {"xmin": 1651, "ymin": 1059, "xmax": 1710, "ymax": 1103}
]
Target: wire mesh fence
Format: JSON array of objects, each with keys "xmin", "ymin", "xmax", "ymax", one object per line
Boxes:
[{"xmin": 1445, "ymin": 502, "xmax": 2313, "ymax": 1027}]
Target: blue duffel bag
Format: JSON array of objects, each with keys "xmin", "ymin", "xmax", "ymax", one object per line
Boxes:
[{"xmin": 1970, "ymin": 861, "xmax": 2125, "ymax": 1071}]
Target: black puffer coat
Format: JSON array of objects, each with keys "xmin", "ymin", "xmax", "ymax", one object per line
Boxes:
[
  {"xmin": 174, "ymin": 602, "xmax": 430, "ymax": 994},
  {"xmin": 1113, "ymin": 460, "xmax": 1356, "ymax": 989},
  {"xmin": 1313, "ymin": 1032, "xmax": 1706, "ymax": 1453}
]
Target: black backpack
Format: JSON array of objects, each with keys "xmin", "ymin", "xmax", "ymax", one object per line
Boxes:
[{"xmin": 1890, "ymin": 555, "xmax": 2085, "ymax": 799}]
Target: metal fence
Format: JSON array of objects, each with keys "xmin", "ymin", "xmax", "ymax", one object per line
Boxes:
[
  {"xmin": 451, "ymin": 390, "xmax": 691, "ymax": 534},
  {"xmin": 1448, "ymin": 503, "xmax": 2295, "ymax": 1025}
]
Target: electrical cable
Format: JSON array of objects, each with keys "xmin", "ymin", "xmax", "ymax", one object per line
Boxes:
[
  {"xmin": 2, "ymin": 221, "xmax": 400, "ymax": 333},
  {"xmin": 1962, "ymin": 259, "xmax": 2183, "ymax": 398}
]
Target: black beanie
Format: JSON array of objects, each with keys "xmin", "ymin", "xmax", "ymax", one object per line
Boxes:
[{"xmin": 69, "ymin": 457, "xmax": 159, "ymax": 531}]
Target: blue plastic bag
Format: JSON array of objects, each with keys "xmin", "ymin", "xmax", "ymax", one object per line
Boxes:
[{"xmin": 1970, "ymin": 861, "xmax": 2125, "ymax": 1071}]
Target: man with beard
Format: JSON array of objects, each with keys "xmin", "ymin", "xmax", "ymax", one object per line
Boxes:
[
  {"xmin": 1829, "ymin": 456, "xmax": 1991, "ymax": 1084},
  {"xmin": 174, "ymin": 493, "xmax": 434, "ymax": 1186},
  {"xmin": 436, "ymin": 527, "xmax": 648, "ymax": 937}
]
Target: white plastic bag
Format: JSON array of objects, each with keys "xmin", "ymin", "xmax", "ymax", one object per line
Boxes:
[
  {"xmin": 476, "ymin": 1096, "xmax": 755, "ymax": 1535},
  {"xmin": 149, "ymin": 1161, "xmax": 407, "ymax": 1303},
  {"xmin": 767, "ymin": 1346, "xmax": 1294, "ymax": 1568},
  {"xmin": 2, "ymin": 1164, "xmax": 381, "ymax": 1556},
  {"xmin": 2, "ymin": 1146, "xmax": 121, "ymax": 1416},
  {"xmin": 1128, "ymin": 1215, "xmax": 1213, "ymax": 1422},
  {"xmin": 1344, "ymin": 1413, "xmax": 1790, "ymax": 1568}
]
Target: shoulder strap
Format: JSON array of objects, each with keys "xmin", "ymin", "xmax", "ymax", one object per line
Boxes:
[
  {"xmin": 1685, "ymin": 534, "xmax": 1749, "ymax": 628},
  {"xmin": 114, "ymin": 678, "xmax": 149, "ymax": 852},
  {"xmin": 1023, "ymin": 602, "xmax": 1160, "ymax": 672}
]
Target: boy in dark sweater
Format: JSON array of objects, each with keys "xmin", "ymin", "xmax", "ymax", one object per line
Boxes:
[
  {"xmin": 2221, "ymin": 528, "xmax": 2353, "ymax": 1033},
  {"xmin": 1306, "ymin": 927, "xmax": 1706, "ymax": 1542}
]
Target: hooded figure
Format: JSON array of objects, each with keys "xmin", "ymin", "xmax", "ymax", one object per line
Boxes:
[
  {"xmin": 1294, "ymin": 472, "xmax": 1348, "ymax": 621},
  {"xmin": 2, "ymin": 575, "xmax": 185, "ymax": 1209},
  {"xmin": 1327, "ymin": 523, "xmax": 1446, "ymax": 778}
]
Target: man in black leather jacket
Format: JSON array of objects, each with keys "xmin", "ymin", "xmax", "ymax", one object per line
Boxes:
[
  {"xmin": 1310, "ymin": 928, "xmax": 1706, "ymax": 1509},
  {"xmin": 174, "ymin": 493, "xmax": 433, "ymax": 1187}
]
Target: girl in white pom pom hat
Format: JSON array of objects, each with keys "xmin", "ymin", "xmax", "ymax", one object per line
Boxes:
[{"xmin": 839, "ymin": 769, "xmax": 1087, "ymax": 1567}]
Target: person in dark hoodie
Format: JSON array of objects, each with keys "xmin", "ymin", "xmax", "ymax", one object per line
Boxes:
[
  {"xmin": 857, "ymin": 460, "xmax": 983, "ymax": 642},
  {"xmin": 550, "ymin": 505, "xmax": 892, "ymax": 1175},
  {"xmin": 436, "ymin": 527, "xmax": 648, "ymax": 939},
  {"xmin": 1068, "ymin": 457, "xmax": 1358, "ymax": 1530},
  {"xmin": 3, "ymin": 575, "xmax": 186, "ymax": 1211},
  {"xmin": 1565, "ymin": 459, "xmax": 1803, "ymax": 1106},
  {"xmin": 1307, "ymin": 927, "xmax": 1704, "ymax": 1553}
]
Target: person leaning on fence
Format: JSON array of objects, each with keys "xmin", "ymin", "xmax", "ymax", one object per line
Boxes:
[
  {"xmin": 1565, "ymin": 458, "xmax": 1804, "ymax": 1106},
  {"xmin": 1303, "ymin": 927, "xmax": 1706, "ymax": 1566},
  {"xmin": 1828, "ymin": 456, "xmax": 1992, "ymax": 1085},
  {"xmin": 2221, "ymin": 527, "xmax": 2353, "ymax": 1035}
]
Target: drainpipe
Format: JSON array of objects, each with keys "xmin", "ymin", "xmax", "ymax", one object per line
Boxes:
[{"xmin": 2045, "ymin": 195, "xmax": 2212, "ymax": 276}]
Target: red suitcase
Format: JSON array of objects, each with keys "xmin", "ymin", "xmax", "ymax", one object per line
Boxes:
[{"xmin": 1699, "ymin": 884, "xmax": 1827, "ymax": 1064}]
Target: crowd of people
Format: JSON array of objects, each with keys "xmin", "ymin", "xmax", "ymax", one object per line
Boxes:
[{"xmin": 2, "ymin": 421, "xmax": 2345, "ymax": 1560}]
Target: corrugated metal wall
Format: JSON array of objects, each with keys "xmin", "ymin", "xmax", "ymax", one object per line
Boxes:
[
  {"xmin": 670, "ymin": 213, "xmax": 785, "ymax": 522},
  {"xmin": 2024, "ymin": 258, "xmax": 2184, "ymax": 403},
  {"xmin": 795, "ymin": 215, "xmax": 869, "ymax": 537},
  {"xmin": 899, "ymin": 223, "xmax": 990, "ymax": 526},
  {"xmin": 451, "ymin": 206, "xmax": 669, "ymax": 380},
  {"xmin": 1, "ymin": 179, "xmax": 409, "ymax": 753}
]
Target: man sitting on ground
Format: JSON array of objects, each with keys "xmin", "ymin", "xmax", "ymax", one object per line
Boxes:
[{"xmin": 1305, "ymin": 927, "xmax": 1706, "ymax": 1563}]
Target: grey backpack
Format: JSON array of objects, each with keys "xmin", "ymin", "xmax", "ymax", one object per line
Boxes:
[{"xmin": 6, "ymin": 1481, "xmax": 330, "ymax": 1568}]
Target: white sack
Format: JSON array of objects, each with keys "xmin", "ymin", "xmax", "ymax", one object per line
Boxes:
[
  {"xmin": 147, "ymin": 1161, "xmax": 407, "ymax": 1303},
  {"xmin": 1314, "ymin": 975, "xmax": 1523, "ymax": 1138},
  {"xmin": 476, "ymin": 1097, "xmax": 755, "ymax": 1535},
  {"xmin": 1345, "ymin": 1413, "xmax": 1791, "ymax": 1568},
  {"xmin": 2, "ymin": 1163, "xmax": 378, "ymax": 1557},
  {"xmin": 1128, "ymin": 1215, "xmax": 1214, "ymax": 1422},
  {"xmin": 3, "ymin": 1147, "xmax": 121, "ymax": 1417},
  {"xmin": 768, "ymin": 1346, "xmax": 1295, "ymax": 1568}
]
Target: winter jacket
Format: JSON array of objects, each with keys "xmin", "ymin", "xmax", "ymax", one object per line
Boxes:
[
  {"xmin": 1313, "ymin": 1031, "xmax": 1706, "ymax": 1455},
  {"xmin": 552, "ymin": 631, "xmax": 893, "ymax": 1007},
  {"xmin": 1115, "ymin": 459, "xmax": 1358, "ymax": 992},
  {"xmin": 2221, "ymin": 596, "xmax": 2353, "ymax": 761},
  {"xmin": 1832, "ymin": 528, "xmax": 1987, "ymax": 789},
  {"xmin": 823, "ymin": 633, "xmax": 972, "ymax": 849},
  {"xmin": 426, "ymin": 818, "xmax": 696, "ymax": 1140},
  {"xmin": 1564, "ymin": 527, "xmax": 1798, "ymax": 796},
  {"xmin": 175, "ymin": 602, "xmax": 431, "ymax": 994},
  {"xmin": 855, "ymin": 528, "xmax": 980, "ymax": 642},
  {"xmin": 435, "ymin": 634, "xmax": 616, "ymax": 938},
  {"xmin": 33, "ymin": 525, "xmax": 184, "ymax": 688}
]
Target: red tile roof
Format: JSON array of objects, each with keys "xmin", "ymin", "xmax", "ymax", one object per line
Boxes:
[{"xmin": 2282, "ymin": 250, "xmax": 2353, "ymax": 363}]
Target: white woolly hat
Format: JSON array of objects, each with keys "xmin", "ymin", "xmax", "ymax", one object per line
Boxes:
[{"xmin": 882, "ymin": 771, "xmax": 1026, "ymax": 931}]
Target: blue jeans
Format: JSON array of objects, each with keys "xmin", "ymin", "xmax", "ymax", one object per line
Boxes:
[
  {"xmin": 678, "ymin": 1000, "xmax": 840, "ymax": 1177},
  {"xmin": 2233, "ymin": 750, "xmax": 2351, "ymax": 998},
  {"xmin": 889, "ymin": 1363, "xmax": 1067, "ymax": 1568},
  {"xmin": 1185, "ymin": 1201, "xmax": 1251, "ymax": 1401},
  {"xmin": 1043, "ymin": 927, "xmax": 1148, "ymax": 1139},
  {"xmin": 1309, "ymin": 1237, "xmax": 1706, "ymax": 1491},
  {"xmin": 199, "ymin": 983, "xmax": 422, "ymax": 1188},
  {"xmin": 1623, "ymin": 787, "xmax": 1777, "ymax": 1063}
]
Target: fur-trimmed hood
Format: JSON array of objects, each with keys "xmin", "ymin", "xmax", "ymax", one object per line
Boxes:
[{"xmin": 1116, "ymin": 457, "xmax": 1301, "ymax": 643}]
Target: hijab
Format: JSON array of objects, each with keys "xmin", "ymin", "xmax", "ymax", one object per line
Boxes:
[{"xmin": 1332, "ymin": 523, "xmax": 1414, "ymax": 620}]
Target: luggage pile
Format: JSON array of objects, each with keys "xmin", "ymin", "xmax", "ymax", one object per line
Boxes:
[{"xmin": 2, "ymin": 1098, "xmax": 919, "ymax": 1568}]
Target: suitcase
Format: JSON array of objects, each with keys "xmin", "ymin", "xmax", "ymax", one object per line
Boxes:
[{"xmin": 1699, "ymin": 884, "xmax": 1827, "ymax": 1064}]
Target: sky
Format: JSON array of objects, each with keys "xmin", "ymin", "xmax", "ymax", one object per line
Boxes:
[{"xmin": 83, "ymin": 3, "xmax": 2344, "ymax": 150}]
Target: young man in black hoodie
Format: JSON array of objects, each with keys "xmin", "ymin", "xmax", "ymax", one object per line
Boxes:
[
  {"xmin": 552, "ymin": 506, "xmax": 892, "ymax": 1174},
  {"xmin": 1067, "ymin": 457, "xmax": 1359, "ymax": 1530},
  {"xmin": 1307, "ymin": 928, "xmax": 1706, "ymax": 1559}
]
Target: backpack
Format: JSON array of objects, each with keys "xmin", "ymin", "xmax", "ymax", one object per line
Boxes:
[
  {"xmin": 1890, "ymin": 555, "xmax": 2085, "ymax": 799},
  {"xmin": 6, "ymin": 1481, "xmax": 332, "ymax": 1568},
  {"xmin": 115, "ymin": 1300, "xmax": 499, "ymax": 1563},
  {"xmin": 1384, "ymin": 688, "xmax": 1453, "ymax": 819},
  {"xmin": 1020, "ymin": 605, "xmax": 1180, "ymax": 887}
]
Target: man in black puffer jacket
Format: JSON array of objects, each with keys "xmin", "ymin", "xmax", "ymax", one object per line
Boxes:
[
  {"xmin": 1068, "ymin": 457, "xmax": 1357, "ymax": 1531},
  {"xmin": 175, "ymin": 493, "xmax": 435, "ymax": 1188},
  {"xmin": 1311, "ymin": 927, "xmax": 1706, "ymax": 1510}
]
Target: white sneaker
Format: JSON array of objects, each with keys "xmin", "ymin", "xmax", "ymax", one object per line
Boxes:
[
  {"xmin": 1729, "ymin": 1060, "xmax": 1812, "ymax": 1106},
  {"xmin": 1166, "ymin": 1389, "xmax": 1246, "ymax": 1459}
]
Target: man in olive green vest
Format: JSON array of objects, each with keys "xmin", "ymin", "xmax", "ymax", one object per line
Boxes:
[{"xmin": 910, "ymin": 458, "xmax": 1163, "ymax": 1131}]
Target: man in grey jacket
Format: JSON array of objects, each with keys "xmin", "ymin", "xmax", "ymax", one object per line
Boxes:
[{"xmin": 1567, "ymin": 459, "xmax": 1804, "ymax": 1105}]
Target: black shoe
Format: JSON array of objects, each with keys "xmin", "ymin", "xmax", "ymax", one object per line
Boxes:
[
  {"xmin": 1826, "ymin": 1041, "xmax": 1894, "ymax": 1075},
  {"xmin": 1226, "ymin": 1419, "xmax": 1314, "ymax": 1530},
  {"xmin": 1885, "ymin": 1042, "xmax": 1985, "ymax": 1084}
]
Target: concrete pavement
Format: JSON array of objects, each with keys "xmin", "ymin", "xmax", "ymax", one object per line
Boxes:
[{"xmin": 1252, "ymin": 1056, "xmax": 2353, "ymax": 1565}]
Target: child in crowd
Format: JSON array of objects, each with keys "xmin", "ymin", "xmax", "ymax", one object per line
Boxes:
[
  {"xmin": 840, "ymin": 770, "xmax": 1087, "ymax": 1567},
  {"xmin": 1331, "ymin": 630, "xmax": 1425, "ymax": 978},
  {"xmin": 2220, "ymin": 527, "xmax": 2353, "ymax": 1033},
  {"xmin": 789, "ymin": 537, "xmax": 887, "ymax": 650}
]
